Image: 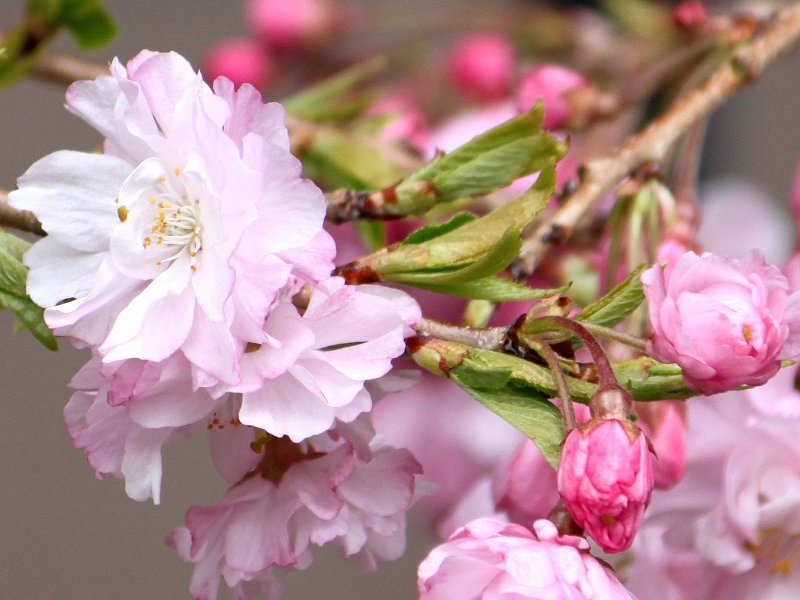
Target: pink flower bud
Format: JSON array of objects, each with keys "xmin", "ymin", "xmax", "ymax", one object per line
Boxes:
[
  {"xmin": 418, "ymin": 517, "xmax": 636, "ymax": 599},
  {"xmin": 247, "ymin": 0, "xmax": 332, "ymax": 52},
  {"xmin": 558, "ymin": 419, "xmax": 654, "ymax": 553},
  {"xmin": 516, "ymin": 65, "xmax": 586, "ymax": 130},
  {"xmin": 674, "ymin": 1, "xmax": 710, "ymax": 31},
  {"xmin": 203, "ymin": 39, "xmax": 275, "ymax": 90},
  {"xmin": 642, "ymin": 251, "xmax": 800, "ymax": 394},
  {"xmin": 634, "ymin": 401, "xmax": 687, "ymax": 490},
  {"xmin": 447, "ymin": 33, "xmax": 516, "ymax": 103}
]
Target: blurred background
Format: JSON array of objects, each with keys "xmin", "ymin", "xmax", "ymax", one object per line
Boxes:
[{"xmin": 1, "ymin": 0, "xmax": 799, "ymax": 598}]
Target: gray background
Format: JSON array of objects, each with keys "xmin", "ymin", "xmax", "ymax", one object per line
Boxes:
[{"xmin": 1, "ymin": 1, "xmax": 799, "ymax": 598}]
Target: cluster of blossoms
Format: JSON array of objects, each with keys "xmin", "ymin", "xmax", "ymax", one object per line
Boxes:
[
  {"xmin": 12, "ymin": 1, "xmax": 800, "ymax": 595},
  {"xmin": 12, "ymin": 50, "xmax": 424, "ymax": 598}
]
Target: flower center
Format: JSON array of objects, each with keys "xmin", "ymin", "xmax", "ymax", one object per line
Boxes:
[
  {"xmin": 141, "ymin": 170, "xmax": 203, "ymax": 270},
  {"xmin": 744, "ymin": 528, "xmax": 800, "ymax": 577}
]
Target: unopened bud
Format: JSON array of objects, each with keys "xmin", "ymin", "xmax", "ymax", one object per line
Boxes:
[
  {"xmin": 557, "ymin": 418, "xmax": 654, "ymax": 553},
  {"xmin": 447, "ymin": 33, "xmax": 516, "ymax": 103},
  {"xmin": 203, "ymin": 39, "xmax": 275, "ymax": 90},
  {"xmin": 516, "ymin": 65, "xmax": 586, "ymax": 130}
]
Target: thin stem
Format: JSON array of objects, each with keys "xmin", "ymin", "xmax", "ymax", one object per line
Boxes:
[
  {"xmin": 517, "ymin": 3, "xmax": 800, "ymax": 278},
  {"xmin": 535, "ymin": 341, "xmax": 577, "ymax": 431},
  {"xmin": 579, "ymin": 321, "xmax": 648, "ymax": 353},
  {"xmin": 0, "ymin": 190, "xmax": 44, "ymax": 236},
  {"xmin": 32, "ymin": 53, "xmax": 107, "ymax": 84},
  {"xmin": 414, "ymin": 318, "xmax": 507, "ymax": 351},
  {"xmin": 528, "ymin": 316, "xmax": 618, "ymax": 391}
]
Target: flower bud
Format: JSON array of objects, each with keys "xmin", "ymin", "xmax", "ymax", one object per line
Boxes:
[
  {"xmin": 642, "ymin": 251, "xmax": 800, "ymax": 394},
  {"xmin": 203, "ymin": 39, "xmax": 275, "ymax": 90},
  {"xmin": 516, "ymin": 64, "xmax": 585, "ymax": 130},
  {"xmin": 635, "ymin": 401, "xmax": 687, "ymax": 490},
  {"xmin": 557, "ymin": 418, "xmax": 654, "ymax": 553},
  {"xmin": 447, "ymin": 33, "xmax": 516, "ymax": 102},
  {"xmin": 247, "ymin": 0, "xmax": 333, "ymax": 52},
  {"xmin": 674, "ymin": 1, "xmax": 710, "ymax": 31}
]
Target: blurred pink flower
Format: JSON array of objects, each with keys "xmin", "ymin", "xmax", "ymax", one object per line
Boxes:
[
  {"xmin": 634, "ymin": 401, "xmax": 687, "ymax": 490},
  {"xmin": 447, "ymin": 33, "xmax": 517, "ymax": 102},
  {"xmin": 246, "ymin": 0, "xmax": 333, "ymax": 52},
  {"xmin": 491, "ymin": 440, "xmax": 558, "ymax": 526},
  {"xmin": 516, "ymin": 65, "xmax": 586, "ymax": 130},
  {"xmin": 418, "ymin": 518, "xmax": 636, "ymax": 599},
  {"xmin": 627, "ymin": 392, "xmax": 800, "ymax": 599},
  {"xmin": 643, "ymin": 251, "xmax": 800, "ymax": 394},
  {"xmin": 558, "ymin": 419, "xmax": 654, "ymax": 553},
  {"xmin": 203, "ymin": 39, "xmax": 275, "ymax": 90}
]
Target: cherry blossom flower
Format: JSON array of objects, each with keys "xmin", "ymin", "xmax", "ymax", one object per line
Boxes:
[
  {"xmin": 11, "ymin": 50, "xmax": 334, "ymax": 389},
  {"xmin": 224, "ymin": 277, "xmax": 420, "ymax": 442},
  {"xmin": 626, "ymin": 392, "xmax": 800, "ymax": 599},
  {"xmin": 446, "ymin": 33, "xmax": 517, "ymax": 102},
  {"xmin": 169, "ymin": 415, "xmax": 422, "ymax": 599},
  {"xmin": 642, "ymin": 251, "xmax": 800, "ymax": 394},
  {"xmin": 418, "ymin": 518, "xmax": 637, "ymax": 599},
  {"xmin": 65, "ymin": 353, "xmax": 216, "ymax": 503}
]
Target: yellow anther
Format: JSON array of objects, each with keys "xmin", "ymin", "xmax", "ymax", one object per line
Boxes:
[
  {"xmin": 771, "ymin": 560, "xmax": 792, "ymax": 576},
  {"xmin": 159, "ymin": 201, "xmax": 173, "ymax": 208},
  {"xmin": 117, "ymin": 206, "xmax": 129, "ymax": 222},
  {"xmin": 174, "ymin": 167, "xmax": 182, "ymax": 176},
  {"xmin": 743, "ymin": 326, "xmax": 753, "ymax": 341},
  {"xmin": 600, "ymin": 515, "xmax": 617, "ymax": 525},
  {"xmin": 148, "ymin": 196, "xmax": 157, "ymax": 204},
  {"xmin": 155, "ymin": 177, "xmax": 166, "ymax": 185}
]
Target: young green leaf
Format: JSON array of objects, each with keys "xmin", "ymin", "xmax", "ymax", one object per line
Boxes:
[
  {"xmin": 283, "ymin": 57, "xmax": 386, "ymax": 122},
  {"xmin": 395, "ymin": 104, "xmax": 566, "ymax": 207},
  {"xmin": 395, "ymin": 275, "xmax": 565, "ymax": 301},
  {"xmin": 450, "ymin": 365, "xmax": 565, "ymax": 468},
  {"xmin": 576, "ymin": 264, "xmax": 646, "ymax": 328},
  {"xmin": 400, "ymin": 213, "xmax": 476, "ymax": 246},
  {"xmin": 0, "ymin": 233, "xmax": 57, "ymax": 350}
]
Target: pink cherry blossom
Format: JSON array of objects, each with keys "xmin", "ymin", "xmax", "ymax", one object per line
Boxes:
[
  {"xmin": 65, "ymin": 353, "xmax": 216, "ymax": 503},
  {"xmin": 447, "ymin": 33, "xmax": 517, "ymax": 102},
  {"xmin": 226, "ymin": 277, "xmax": 420, "ymax": 442},
  {"xmin": 643, "ymin": 251, "xmax": 800, "ymax": 394},
  {"xmin": 626, "ymin": 392, "xmax": 800, "ymax": 599},
  {"xmin": 169, "ymin": 416, "xmax": 421, "ymax": 599},
  {"xmin": 418, "ymin": 518, "xmax": 636, "ymax": 599},
  {"xmin": 516, "ymin": 65, "xmax": 586, "ymax": 130},
  {"xmin": 203, "ymin": 39, "xmax": 276, "ymax": 91},
  {"xmin": 558, "ymin": 419, "xmax": 654, "ymax": 553},
  {"xmin": 10, "ymin": 51, "xmax": 334, "ymax": 389}
]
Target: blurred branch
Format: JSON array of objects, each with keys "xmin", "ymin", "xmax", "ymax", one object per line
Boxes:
[
  {"xmin": 32, "ymin": 53, "xmax": 107, "ymax": 84},
  {"xmin": 516, "ymin": 2, "xmax": 800, "ymax": 278},
  {"xmin": 0, "ymin": 191, "xmax": 44, "ymax": 236}
]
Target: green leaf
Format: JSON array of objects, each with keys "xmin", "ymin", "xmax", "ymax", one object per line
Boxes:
[
  {"xmin": 400, "ymin": 213, "xmax": 476, "ymax": 246},
  {"xmin": 283, "ymin": 57, "xmax": 386, "ymax": 122},
  {"xmin": 576, "ymin": 264, "xmax": 646, "ymax": 328},
  {"xmin": 392, "ymin": 227, "xmax": 521, "ymax": 285},
  {"xmin": 302, "ymin": 130, "xmax": 406, "ymax": 189},
  {"xmin": 28, "ymin": 0, "xmax": 116, "ymax": 49},
  {"xmin": 353, "ymin": 220, "xmax": 386, "ymax": 252},
  {"xmin": 61, "ymin": 4, "xmax": 116, "ymax": 49},
  {"xmin": 399, "ymin": 104, "xmax": 566, "ymax": 205},
  {"xmin": 451, "ymin": 364, "xmax": 565, "ymax": 468},
  {"xmin": 0, "ymin": 233, "xmax": 57, "ymax": 350},
  {"xmin": 395, "ymin": 275, "xmax": 565, "ymax": 301}
]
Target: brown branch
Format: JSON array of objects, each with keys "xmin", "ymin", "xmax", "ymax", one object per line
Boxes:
[
  {"xmin": 517, "ymin": 3, "xmax": 800, "ymax": 278},
  {"xmin": 0, "ymin": 190, "xmax": 44, "ymax": 236},
  {"xmin": 31, "ymin": 53, "xmax": 107, "ymax": 85},
  {"xmin": 413, "ymin": 318, "xmax": 508, "ymax": 351}
]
